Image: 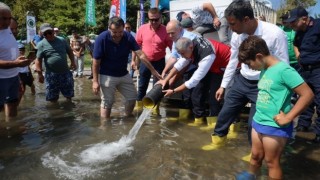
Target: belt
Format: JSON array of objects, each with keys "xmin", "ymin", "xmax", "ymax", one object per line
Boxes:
[{"xmin": 301, "ymin": 63, "xmax": 320, "ymax": 71}]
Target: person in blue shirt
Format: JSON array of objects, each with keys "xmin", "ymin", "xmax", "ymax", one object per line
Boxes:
[
  {"xmin": 285, "ymin": 6, "xmax": 320, "ymax": 143},
  {"xmin": 92, "ymin": 16, "xmax": 159, "ymax": 119}
]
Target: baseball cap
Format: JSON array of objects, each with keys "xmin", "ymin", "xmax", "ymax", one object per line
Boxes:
[
  {"xmin": 54, "ymin": 27, "xmax": 59, "ymax": 31},
  {"xmin": 176, "ymin": 11, "xmax": 186, "ymax": 22},
  {"xmin": 180, "ymin": 17, "xmax": 193, "ymax": 28},
  {"xmin": 283, "ymin": 6, "xmax": 308, "ymax": 23},
  {"xmin": 40, "ymin": 23, "xmax": 53, "ymax": 33}
]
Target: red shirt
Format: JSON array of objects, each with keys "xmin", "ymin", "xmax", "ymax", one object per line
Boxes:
[
  {"xmin": 136, "ymin": 23, "xmax": 172, "ymax": 61},
  {"xmin": 208, "ymin": 39, "xmax": 231, "ymax": 74}
]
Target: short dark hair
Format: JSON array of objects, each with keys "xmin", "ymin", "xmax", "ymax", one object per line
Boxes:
[
  {"xmin": 148, "ymin": 7, "xmax": 161, "ymax": 16},
  {"xmin": 108, "ymin": 16, "xmax": 125, "ymax": 29},
  {"xmin": 225, "ymin": 0, "xmax": 254, "ymax": 21},
  {"xmin": 238, "ymin": 35, "xmax": 270, "ymax": 63}
]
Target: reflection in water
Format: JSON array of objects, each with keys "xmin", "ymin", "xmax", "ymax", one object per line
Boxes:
[
  {"xmin": 41, "ymin": 109, "xmax": 151, "ymax": 179},
  {"xmin": 0, "ymin": 77, "xmax": 319, "ymax": 179}
]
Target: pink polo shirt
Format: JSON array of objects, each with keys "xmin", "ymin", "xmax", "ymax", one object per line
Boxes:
[{"xmin": 136, "ymin": 23, "xmax": 172, "ymax": 61}]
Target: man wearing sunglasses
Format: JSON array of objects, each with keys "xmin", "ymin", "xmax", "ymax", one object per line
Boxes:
[
  {"xmin": 0, "ymin": 2, "xmax": 32, "ymax": 118},
  {"xmin": 35, "ymin": 23, "xmax": 76, "ymax": 103},
  {"xmin": 133, "ymin": 7, "xmax": 172, "ymax": 114}
]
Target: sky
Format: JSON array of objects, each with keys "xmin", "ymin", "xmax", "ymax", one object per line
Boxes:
[{"xmin": 269, "ymin": 0, "xmax": 320, "ymax": 16}]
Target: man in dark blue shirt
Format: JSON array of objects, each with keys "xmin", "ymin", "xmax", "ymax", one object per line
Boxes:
[
  {"xmin": 285, "ymin": 6, "xmax": 320, "ymax": 143},
  {"xmin": 92, "ymin": 16, "xmax": 159, "ymax": 119}
]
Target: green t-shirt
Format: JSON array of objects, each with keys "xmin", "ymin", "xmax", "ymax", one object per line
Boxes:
[
  {"xmin": 281, "ymin": 26, "xmax": 297, "ymax": 65},
  {"xmin": 253, "ymin": 61, "xmax": 304, "ymax": 128},
  {"xmin": 37, "ymin": 37, "xmax": 71, "ymax": 73}
]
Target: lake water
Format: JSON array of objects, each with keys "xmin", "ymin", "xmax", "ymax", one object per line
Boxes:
[{"xmin": 0, "ymin": 76, "xmax": 319, "ymax": 180}]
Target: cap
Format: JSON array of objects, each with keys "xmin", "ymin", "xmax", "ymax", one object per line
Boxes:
[
  {"xmin": 176, "ymin": 11, "xmax": 185, "ymax": 22},
  {"xmin": 180, "ymin": 17, "xmax": 193, "ymax": 28},
  {"xmin": 40, "ymin": 23, "xmax": 53, "ymax": 33},
  {"xmin": 283, "ymin": 6, "xmax": 308, "ymax": 23},
  {"xmin": 54, "ymin": 27, "xmax": 59, "ymax": 31},
  {"xmin": 18, "ymin": 43, "xmax": 25, "ymax": 50}
]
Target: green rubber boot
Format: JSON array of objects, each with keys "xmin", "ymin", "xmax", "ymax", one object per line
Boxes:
[
  {"xmin": 151, "ymin": 103, "xmax": 160, "ymax": 116},
  {"xmin": 133, "ymin": 101, "xmax": 143, "ymax": 112},
  {"xmin": 200, "ymin": 116, "xmax": 217, "ymax": 131},
  {"xmin": 166, "ymin": 108, "xmax": 191, "ymax": 121},
  {"xmin": 241, "ymin": 152, "xmax": 252, "ymax": 162},
  {"xmin": 202, "ymin": 134, "xmax": 227, "ymax": 151},
  {"xmin": 188, "ymin": 117, "xmax": 205, "ymax": 127},
  {"xmin": 228, "ymin": 122, "xmax": 241, "ymax": 139}
]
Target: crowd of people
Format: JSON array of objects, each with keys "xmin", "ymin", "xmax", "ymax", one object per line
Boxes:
[{"xmin": 1, "ymin": 0, "xmax": 320, "ymax": 179}]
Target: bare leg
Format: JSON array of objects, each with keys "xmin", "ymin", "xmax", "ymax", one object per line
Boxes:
[
  {"xmin": 125, "ymin": 100, "xmax": 135, "ymax": 117},
  {"xmin": 263, "ymin": 134, "xmax": 287, "ymax": 180},
  {"xmin": 249, "ymin": 128, "xmax": 264, "ymax": 175},
  {"xmin": 4, "ymin": 102, "xmax": 18, "ymax": 117},
  {"xmin": 31, "ymin": 84, "xmax": 36, "ymax": 95},
  {"xmin": 100, "ymin": 106, "xmax": 111, "ymax": 119}
]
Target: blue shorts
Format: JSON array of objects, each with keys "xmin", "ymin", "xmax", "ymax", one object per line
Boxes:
[
  {"xmin": 45, "ymin": 71, "xmax": 74, "ymax": 101},
  {"xmin": 0, "ymin": 75, "xmax": 20, "ymax": 106},
  {"xmin": 252, "ymin": 120, "xmax": 293, "ymax": 138}
]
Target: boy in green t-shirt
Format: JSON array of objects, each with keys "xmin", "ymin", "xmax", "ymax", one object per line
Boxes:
[{"xmin": 236, "ymin": 36, "xmax": 314, "ymax": 180}]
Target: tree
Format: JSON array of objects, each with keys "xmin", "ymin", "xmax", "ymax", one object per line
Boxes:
[{"xmin": 277, "ymin": 0, "xmax": 317, "ymax": 22}]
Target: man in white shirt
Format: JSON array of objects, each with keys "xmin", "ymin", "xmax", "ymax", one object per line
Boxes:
[
  {"xmin": 202, "ymin": 0, "xmax": 289, "ymax": 151},
  {"xmin": 0, "ymin": 2, "xmax": 32, "ymax": 118}
]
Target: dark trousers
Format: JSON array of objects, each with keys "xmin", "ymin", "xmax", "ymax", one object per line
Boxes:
[
  {"xmin": 213, "ymin": 71, "xmax": 258, "ymax": 142},
  {"xmin": 209, "ymin": 72, "xmax": 223, "ymax": 116},
  {"xmin": 297, "ymin": 68, "xmax": 320, "ymax": 135},
  {"xmin": 137, "ymin": 58, "xmax": 165, "ymax": 101},
  {"xmin": 180, "ymin": 70, "xmax": 210, "ymax": 118}
]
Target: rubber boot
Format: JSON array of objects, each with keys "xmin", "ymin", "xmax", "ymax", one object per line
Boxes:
[
  {"xmin": 228, "ymin": 122, "xmax": 241, "ymax": 139},
  {"xmin": 200, "ymin": 116, "xmax": 217, "ymax": 131},
  {"xmin": 179, "ymin": 109, "xmax": 191, "ymax": 120},
  {"xmin": 241, "ymin": 152, "xmax": 252, "ymax": 162},
  {"xmin": 151, "ymin": 103, "xmax": 160, "ymax": 116},
  {"xmin": 133, "ymin": 101, "xmax": 143, "ymax": 112},
  {"xmin": 202, "ymin": 134, "xmax": 227, "ymax": 151},
  {"xmin": 187, "ymin": 117, "xmax": 205, "ymax": 127},
  {"xmin": 166, "ymin": 108, "xmax": 191, "ymax": 121}
]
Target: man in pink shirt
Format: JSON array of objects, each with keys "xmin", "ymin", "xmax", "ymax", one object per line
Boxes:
[{"xmin": 133, "ymin": 8, "xmax": 172, "ymax": 113}]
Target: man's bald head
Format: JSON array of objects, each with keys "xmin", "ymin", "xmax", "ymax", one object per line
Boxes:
[{"xmin": 166, "ymin": 20, "xmax": 183, "ymax": 42}]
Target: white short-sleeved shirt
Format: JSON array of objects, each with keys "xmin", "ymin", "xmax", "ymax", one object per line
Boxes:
[{"xmin": 0, "ymin": 28, "xmax": 19, "ymax": 78}]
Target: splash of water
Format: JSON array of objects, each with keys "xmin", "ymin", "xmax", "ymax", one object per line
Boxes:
[{"xmin": 41, "ymin": 109, "xmax": 152, "ymax": 179}]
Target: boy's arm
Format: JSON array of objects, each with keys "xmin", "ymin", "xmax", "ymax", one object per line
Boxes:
[{"xmin": 274, "ymin": 82, "xmax": 314, "ymax": 126}]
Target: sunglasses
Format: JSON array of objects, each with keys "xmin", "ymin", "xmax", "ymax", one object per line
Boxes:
[
  {"xmin": 149, "ymin": 18, "xmax": 160, "ymax": 22},
  {"xmin": 44, "ymin": 31, "xmax": 53, "ymax": 36}
]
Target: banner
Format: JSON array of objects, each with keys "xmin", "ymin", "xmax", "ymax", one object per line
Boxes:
[
  {"xmin": 120, "ymin": 0, "xmax": 126, "ymax": 22},
  {"xmin": 26, "ymin": 15, "xmax": 36, "ymax": 43},
  {"xmin": 110, "ymin": 0, "xmax": 120, "ymax": 18},
  {"xmin": 150, "ymin": 0, "xmax": 156, "ymax": 8},
  {"xmin": 85, "ymin": 0, "xmax": 97, "ymax": 26},
  {"xmin": 139, "ymin": 0, "xmax": 145, "ymax": 26}
]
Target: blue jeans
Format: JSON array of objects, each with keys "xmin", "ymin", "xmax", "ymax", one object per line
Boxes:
[
  {"xmin": 297, "ymin": 67, "xmax": 320, "ymax": 135},
  {"xmin": 137, "ymin": 58, "xmax": 165, "ymax": 101},
  {"xmin": 213, "ymin": 71, "xmax": 258, "ymax": 142}
]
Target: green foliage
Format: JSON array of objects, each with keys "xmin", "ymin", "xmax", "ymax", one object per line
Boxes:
[
  {"xmin": 276, "ymin": 0, "xmax": 317, "ymax": 23},
  {"xmin": 5, "ymin": 0, "xmax": 152, "ymax": 38}
]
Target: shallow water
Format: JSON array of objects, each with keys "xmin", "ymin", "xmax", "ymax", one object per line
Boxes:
[{"xmin": 0, "ymin": 76, "xmax": 319, "ymax": 180}]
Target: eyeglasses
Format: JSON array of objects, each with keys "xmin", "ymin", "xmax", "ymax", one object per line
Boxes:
[
  {"xmin": 149, "ymin": 18, "xmax": 160, "ymax": 22},
  {"xmin": 0, "ymin": 17, "xmax": 12, "ymax": 21},
  {"xmin": 44, "ymin": 31, "xmax": 53, "ymax": 36},
  {"xmin": 125, "ymin": 26, "xmax": 131, "ymax": 29}
]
